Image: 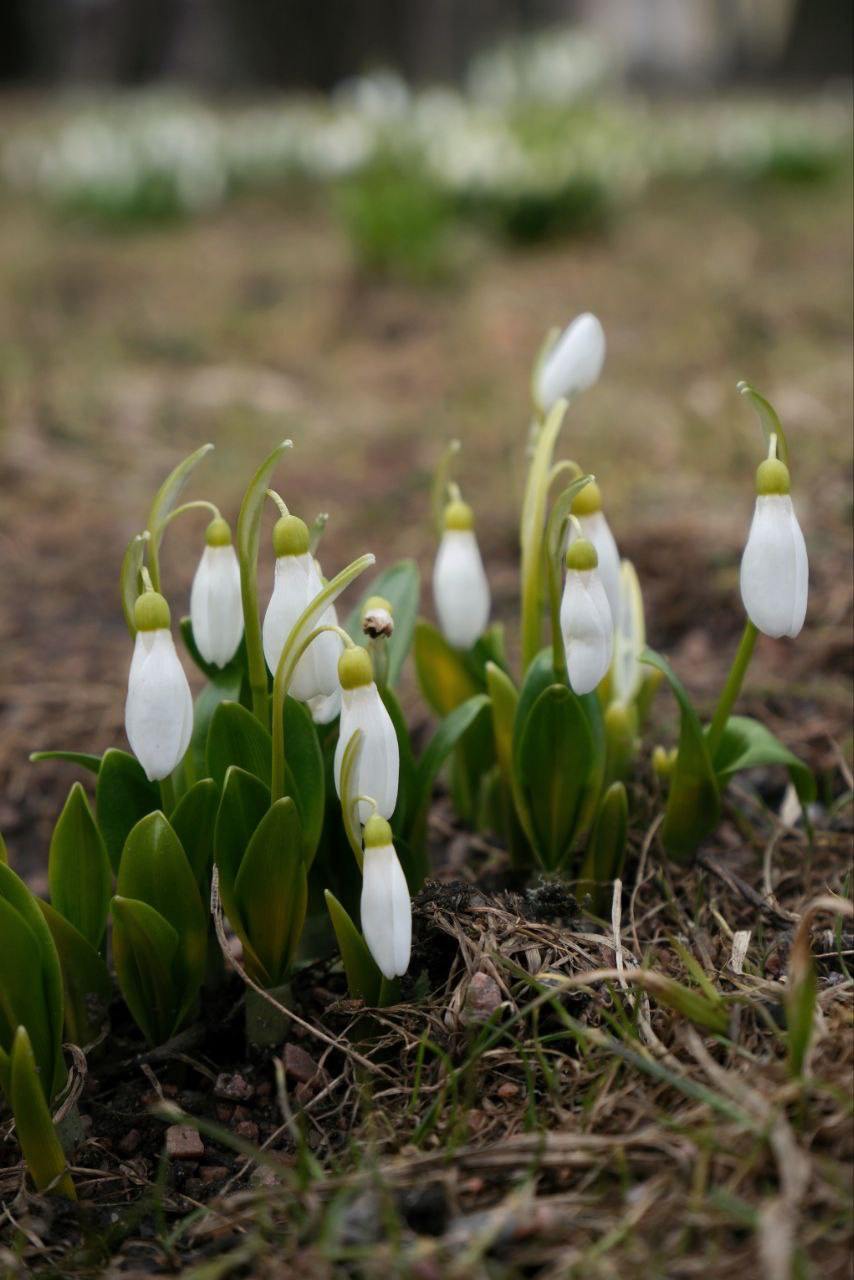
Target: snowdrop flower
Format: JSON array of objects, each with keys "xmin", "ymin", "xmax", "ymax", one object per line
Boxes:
[
  {"xmin": 560, "ymin": 536, "xmax": 614, "ymax": 695},
  {"xmin": 611, "ymin": 559, "xmax": 645, "ymax": 705},
  {"xmin": 432, "ymin": 499, "xmax": 491, "ymax": 649},
  {"xmin": 535, "ymin": 312, "xmax": 606, "ymax": 413},
  {"xmin": 262, "ymin": 515, "xmax": 343, "ymax": 724},
  {"xmin": 334, "ymin": 647, "xmax": 399, "ymax": 822},
  {"xmin": 189, "ymin": 517, "xmax": 243, "ymax": 668},
  {"xmin": 740, "ymin": 457, "xmax": 808, "ymax": 638},
  {"xmin": 568, "ymin": 480, "xmax": 620, "ymax": 623},
  {"xmin": 360, "ymin": 813, "xmax": 411, "ymax": 980},
  {"xmin": 125, "ymin": 590, "xmax": 193, "ymax": 782}
]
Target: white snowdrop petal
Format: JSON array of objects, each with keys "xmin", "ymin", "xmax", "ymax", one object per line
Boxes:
[
  {"xmin": 125, "ymin": 629, "xmax": 194, "ymax": 781},
  {"xmin": 432, "ymin": 529, "xmax": 491, "ymax": 649},
  {"xmin": 360, "ymin": 843, "xmax": 411, "ymax": 980},
  {"xmin": 536, "ymin": 312, "xmax": 606, "ymax": 412},
  {"xmin": 262, "ymin": 554, "xmax": 343, "ymax": 701},
  {"xmin": 560, "ymin": 569, "xmax": 613, "ymax": 695},
  {"xmin": 190, "ymin": 544, "xmax": 243, "ymax": 668},
  {"xmin": 572, "ymin": 511, "xmax": 620, "ymax": 623},
  {"xmin": 334, "ymin": 684, "xmax": 399, "ymax": 821},
  {"xmin": 740, "ymin": 495, "xmax": 809, "ymax": 639}
]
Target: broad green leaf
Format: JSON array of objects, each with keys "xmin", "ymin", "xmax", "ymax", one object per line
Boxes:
[
  {"xmin": 578, "ymin": 781, "xmax": 628, "ymax": 915},
  {"xmin": 9, "ymin": 1027, "xmax": 75, "ymax": 1199},
  {"xmin": 48, "ymin": 783, "xmax": 111, "ymax": 951},
  {"xmin": 207, "ymin": 701, "xmax": 272, "ymax": 788},
  {"xmin": 189, "ymin": 667, "xmax": 245, "ymax": 780},
  {"xmin": 345, "ymin": 560, "xmax": 421, "ymax": 686},
  {"xmin": 737, "ymin": 381, "xmax": 789, "ymax": 467},
  {"xmin": 414, "ymin": 620, "xmax": 481, "ymax": 717},
  {"xmin": 324, "ymin": 890, "xmax": 382, "ymax": 1006},
  {"xmin": 96, "ymin": 749, "xmax": 159, "ymax": 875},
  {"xmin": 0, "ymin": 897, "xmax": 55, "ymax": 1103},
  {"xmin": 382, "ymin": 686, "xmax": 416, "ymax": 838},
  {"xmin": 37, "ymin": 901, "xmax": 112, "ymax": 1049},
  {"xmin": 510, "ymin": 650, "xmax": 564, "ymax": 847},
  {"xmin": 120, "ymin": 532, "xmax": 148, "ymax": 635},
  {"xmin": 711, "ymin": 715, "xmax": 815, "ymax": 807},
  {"xmin": 214, "ymin": 766, "xmax": 271, "ymax": 920},
  {"xmin": 0, "ymin": 863, "xmax": 65, "ymax": 1100},
  {"xmin": 233, "ymin": 798, "xmax": 306, "ymax": 986},
  {"xmin": 111, "ymin": 896, "xmax": 180, "ymax": 1046},
  {"xmin": 171, "ymin": 779, "xmax": 220, "ymax": 895},
  {"xmin": 281, "ymin": 696, "xmax": 325, "ymax": 864},
  {"xmin": 517, "ymin": 684, "xmax": 595, "ymax": 871},
  {"xmin": 30, "ymin": 751, "xmax": 102, "ymax": 775},
  {"xmin": 117, "ymin": 812, "xmax": 207, "ymax": 1027},
  {"xmin": 408, "ymin": 695, "xmax": 491, "ymax": 864},
  {"xmin": 642, "ymin": 649, "xmax": 720, "ymax": 864},
  {"xmin": 0, "ymin": 832, "xmax": 6, "ymax": 865}
]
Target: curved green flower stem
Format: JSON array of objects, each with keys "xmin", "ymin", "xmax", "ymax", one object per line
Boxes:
[
  {"xmin": 146, "ymin": 443, "xmax": 214, "ymax": 594},
  {"xmin": 519, "ymin": 399, "xmax": 569, "ymax": 670},
  {"xmin": 431, "ymin": 439, "xmax": 461, "ymax": 540},
  {"xmin": 706, "ymin": 620, "xmax": 759, "ymax": 760},
  {"xmin": 543, "ymin": 475, "xmax": 594, "ymax": 683},
  {"xmin": 236, "ymin": 441, "xmax": 293, "ymax": 727},
  {"xmin": 154, "ymin": 500, "xmax": 221, "ymax": 538},
  {"xmin": 547, "ymin": 459, "xmax": 582, "ymax": 491},
  {"xmin": 266, "ymin": 489, "xmax": 289, "ymax": 517},
  {"xmin": 340, "ymin": 730, "xmax": 366, "ymax": 868},
  {"xmin": 270, "ymin": 555, "xmax": 375, "ymax": 802}
]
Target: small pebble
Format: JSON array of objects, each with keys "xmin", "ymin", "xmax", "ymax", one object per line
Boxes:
[
  {"xmin": 214, "ymin": 1072, "xmax": 254, "ymax": 1102},
  {"xmin": 283, "ymin": 1042, "xmax": 321, "ymax": 1085},
  {"xmin": 234, "ymin": 1120, "xmax": 259, "ymax": 1143},
  {"xmin": 118, "ymin": 1129, "xmax": 141, "ymax": 1156},
  {"xmin": 165, "ymin": 1125, "xmax": 205, "ymax": 1160}
]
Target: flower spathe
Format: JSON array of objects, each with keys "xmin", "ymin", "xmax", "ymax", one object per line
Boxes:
[
  {"xmin": 560, "ymin": 538, "xmax": 614, "ymax": 696},
  {"xmin": 433, "ymin": 499, "xmax": 490, "ymax": 650},
  {"xmin": 360, "ymin": 814, "xmax": 411, "ymax": 980},
  {"xmin": 333, "ymin": 647, "xmax": 399, "ymax": 822},
  {"xmin": 536, "ymin": 312, "xmax": 606, "ymax": 413},
  {"xmin": 262, "ymin": 515, "xmax": 343, "ymax": 724},
  {"xmin": 189, "ymin": 519, "xmax": 243, "ymax": 668},
  {"xmin": 125, "ymin": 592, "xmax": 193, "ymax": 782},
  {"xmin": 740, "ymin": 463, "xmax": 808, "ymax": 638}
]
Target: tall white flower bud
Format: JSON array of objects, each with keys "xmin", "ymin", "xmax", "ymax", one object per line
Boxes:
[
  {"xmin": 360, "ymin": 813, "xmax": 411, "ymax": 980},
  {"xmin": 568, "ymin": 479, "xmax": 620, "ymax": 623},
  {"xmin": 262, "ymin": 514, "xmax": 343, "ymax": 723},
  {"xmin": 125, "ymin": 591, "xmax": 193, "ymax": 782},
  {"xmin": 189, "ymin": 516, "xmax": 243, "ymax": 668},
  {"xmin": 535, "ymin": 312, "xmax": 606, "ymax": 413},
  {"xmin": 560, "ymin": 537, "xmax": 614, "ymax": 696},
  {"xmin": 432, "ymin": 499, "xmax": 490, "ymax": 650},
  {"xmin": 334, "ymin": 647, "xmax": 399, "ymax": 822},
  {"xmin": 740, "ymin": 457, "xmax": 808, "ymax": 638}
]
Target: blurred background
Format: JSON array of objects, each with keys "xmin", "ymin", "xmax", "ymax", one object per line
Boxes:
[{"xmin": 1, "ymin": 0, "xmax": 851, "ymax": 875}]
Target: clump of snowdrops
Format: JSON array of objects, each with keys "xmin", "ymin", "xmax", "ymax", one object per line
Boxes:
[{"xmin": 0, "ymin": 314, "xmax": 813, "ymax": 1198}]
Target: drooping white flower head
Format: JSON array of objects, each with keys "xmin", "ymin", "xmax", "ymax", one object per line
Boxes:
[
  {"xmin": 611, "ymin": 559, "xmax": 646, "ymax": 705},
  {"xmin": 535, "ymin": 312, "xmax": 606, "ymax": 413},
  {"xmin": 567, "ymin": 479, "xmax": 620, "ymax": 623},
  {"xmin": 189, "ymin": 517, "xmax": 243, "ymax": 669},
  {"xmin": 740, "ymin": 457, "xmax": 808, "ymax": 639},
  {"xmin": 125, "ymin": 591, "xmax": 193, "ymax": 782},
  {"xmin": 333, "ymin": 647, "xmax": 399, "ymax": 823},
  {"xmin": 262, "ymin": 514, "xmax": 343, "ymax": 724},
  {"xmin": 432, "ymin": 498, "xmax": 491, "ymax": 650},
  {"xmin": 360, "ymin": 813, "xmax": 411, "ymax": 980},
  {"xmin": 560, "ymin": 536, "xmax": 614, "ymax": 696}
]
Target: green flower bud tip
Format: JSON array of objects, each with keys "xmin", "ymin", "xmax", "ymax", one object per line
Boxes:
[
  {"xmin": 338, "ymin": 645, "xmax": 374, "ymax": 690},
  {"xmin": 566, "ymin": 537, "xmax": 598, "ymax": 571},
  {"xmin": 205, "ymin": 516, "xmax": 232, "ymax": 547},
  {"xmin": 444, "ymin": 499, "xmax": 474, "ymax": 532},
  {"xmin": 571, "ymin": 478, "xmax": 602, "ymax": 517},
  {"xmin": 134, "ymin": 590, "xmax": 171, "ymax": 631},
  {"xmin": 756, "ymin": 457, "xmax": 790, "ymax": 496},
  {"xmin": 363, "ymin": 813, "xmax": 393, "ymax": 848},
  {"xmin": 273, "ymin": 514, "xmax": 310, "ymax": 557},
  {"xmin": 652, "ymin": 745, "xmax": 676, "ymax": 779}
]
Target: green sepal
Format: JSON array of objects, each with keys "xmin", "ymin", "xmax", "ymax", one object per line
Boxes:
[
  {"xmin": 323, "ymin": 889, "xmax": 382, "ymax": 1006},
  {"xmin": 345, "ymin": 560, "xmax": 421, "ymax": 686},
  {"xmin": 643, "ymin": 649, "xmax": 720, "ymax": 863},
  {"xmin": 37, "ymin": 900, "xmax": 112, "ymax": 1049},
  {"xmin": 578, "ymin": 781, "xmax": 628, "ymax": 916},
  {"xmin": 8, "ymin": 1027, "xmax": 75, "ymax": 1199},
  {"xmin": 30, "ymin": 751, "xmax": 102, "ymax": 775},
  {"xmin": 48, "ymin": 782, "xmax": 112, "ymax": 951},
  {"xmin": 414, "ymin": 619, "xmax": 481, "ymax": 717},
  {"xmin": 171, "ymin": 779, "xmax": 220, "ymax": 897},
  {"xmin": 96, "ymin": 749, "xmax": 159, "ymax": 875},
  {"xmin": 233, "ymin": 798, "xmax": 307, "ymax": 987},
  {"xmin": 213, "ymin": 766, "xmax": 271, "ymax": 933},
  {"xmin": 711, "ymin": 715, "xmax": 815, "ymax": 813},
  {"xmin": 206, "ymin": 700, "xmax": 272, "ymax": 788},
  {"xmin": 111, "ymin": 896, "xmax": 180, "ymax": 1046},
  {"xmin": 517, "ymin": 684, "xmax": 595, "ymax": 871}
]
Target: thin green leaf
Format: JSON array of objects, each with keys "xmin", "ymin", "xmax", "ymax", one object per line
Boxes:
[
  {"xmin": 171, "ymin": 779, "xmax": 220, "ymax": 896},
  {"xmin": 323, "ymin": 890, "xmax": 382, "ymax": 1005},
  {"xmin": 213, "ymin": 766, "xmax": 271, "ymax": 923},
  {"xmin": 9, "ymin": 1027, "xmax": 75, "ymax": 1199},
  {"xmin": 408, "ymin": 694, "xmax": 490, "ymax": 858},
  {"xmin": 48, "ymin": 783, "xmax": 112, "ymax": 951},
  {"xmin": 737, "ymin": 381, "xmax": 789, "ymax": 466},
  {"xmin": 281, "ymin": 696, "xmax": 325, "ymax": 865},
  {"xmin": 0, "ymin": 897, "xmax": 56, "ymax": 1102},
  {"xmin": 120, "ymin": 532, "xmax": 149, "ymax": 636},
  {"xmin": 340, "ymin": 729, "xmax": 365, "ymax": 870},
  {"xmin": 148, "ymin": 442, "xmax": 214, "ymax": 543},
  {"xmin": 30, "ymin": 751, "xmax": 102, "ymax": 775},
  {"xmin": 345, "ymin": 560, "xmax": 421, "ymax": 686},
  {"xmin": 517, "ymin": 684, "xmax": 595, "ymax": 871}
]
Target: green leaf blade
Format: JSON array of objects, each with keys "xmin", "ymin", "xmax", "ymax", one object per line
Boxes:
[{"xmin": 48, "ymin": 783, "xmax": 112, "ymax": 951}]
